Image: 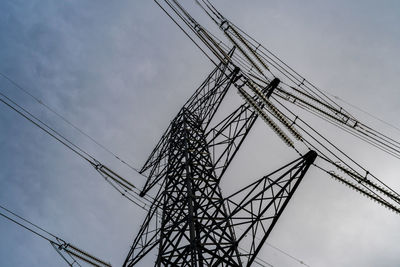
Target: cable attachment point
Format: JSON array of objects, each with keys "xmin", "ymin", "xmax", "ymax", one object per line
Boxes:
[
  {"xmin": 298, "ymin": 78, "xmax": 305, "ymax": 87},
  {"xmin": 291, "ymin": 116, "xmax": 299, "ymax": 126},
  {"xmin": 194, "ymin": 23, "xmax": 201, "ymax": 32},
  {"xmin": 58, "ymin": 242, "xmax": 69, "ymax": 251},
  {"xmin": 220, "ymin": 20, "xmax": 229, "ymax": 31},
  {"xmin": 92, "ymin": 160, "xmax": 103, "ymax": 170}
]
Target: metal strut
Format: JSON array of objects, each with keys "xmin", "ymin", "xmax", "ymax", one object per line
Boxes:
[{"xmin": 123, "ymin": 59, "xmax": 317, "ymax": 266}]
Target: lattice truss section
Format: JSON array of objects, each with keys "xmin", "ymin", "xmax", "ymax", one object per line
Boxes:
[
  {"xmin": 139, "ymin": 60, "xmax": 256, "ymax": 196},
  {"xmin": 224, "ymin": 150, "xmax": 317, "ymax": 266},
  {"xmin": 124, "ymin": 120, "xmax": 316, "ymax": 266},
  {"xmin": 152, "ymin": 0, "xmax": 400, "ymax": 214},
  {"xmin": 123, "ymin": 58, "xmax": 317, "ymax": 266},
  {"xmin": 155, "ymin": 109, "xmax": 242, "ymax": 266}
]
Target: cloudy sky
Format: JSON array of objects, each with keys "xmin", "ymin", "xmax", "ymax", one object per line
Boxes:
[{"xmin": 1, "ymin": 0, "xmax": 400, "ymax": 266}]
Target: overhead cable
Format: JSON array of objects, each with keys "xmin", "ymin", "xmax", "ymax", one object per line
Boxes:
[
  {"xmin": 0, "ymin": 203, "xmax": 112, "ymax": 267},
  {"xmin": 0, "ymin": 71, "xmax": 143, "ymax": 175}
]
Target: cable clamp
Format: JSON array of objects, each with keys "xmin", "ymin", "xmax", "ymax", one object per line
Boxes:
[
  {"xmin": 291, "ymin": 116, "xmax": 298, "ymax": 126},
  {"xmin": 58, "ymin": 241, "xmax": 69, "ymax": 251},
  {"xmin": 220, "ymin": 20, "xmax": 229, "ymax": 31},
  {"xmin": 93, "ymin": 160, "xmax": 103, "ymax": 170},
  {"xmin": 194, "ymin": 23, "xmax": 201, "ymax": 32}
]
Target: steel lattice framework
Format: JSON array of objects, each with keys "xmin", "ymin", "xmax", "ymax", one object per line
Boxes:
[
  {"xmin": 1, "ymin": 1, "xmax": 400, "ymax": 266},
  {"xmin": 123, "ymin": 60, "xmax": 317, "ymax": 266},
  {"xmin": 121, "ymin": 1, "xmax": 399, "ymax": 265}
]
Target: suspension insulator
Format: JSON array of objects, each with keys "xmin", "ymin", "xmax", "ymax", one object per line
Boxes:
[
  {"xmin": 237, "ymin": 87, "xmax": 294, "ymax": 148},
  {"xmin": 247, "ymin": 81, "xmax": 303, "ymax": 141}
]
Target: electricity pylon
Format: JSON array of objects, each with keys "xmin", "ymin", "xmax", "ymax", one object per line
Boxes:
[{"xmin": 123, "ymin": 59, "xmax": 317, "ymax": 266}]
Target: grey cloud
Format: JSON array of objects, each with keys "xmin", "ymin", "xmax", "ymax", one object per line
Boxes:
[{"xmin": 1, "ymin": 1, "xmax": 400, "ymax": 266}]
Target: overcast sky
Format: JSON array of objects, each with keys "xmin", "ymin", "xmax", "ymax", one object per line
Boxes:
[{"xmin": 1, "ymin": 1, "xmax": 400, "ymax": 266}]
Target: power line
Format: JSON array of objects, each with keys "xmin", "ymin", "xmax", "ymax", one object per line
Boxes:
[
  {"xmin": 0, "ymin": 204, "xmax": 54, "ymax": 243},
  {"xmin": 2, "ymin": 2, "xmax": 400, "ymax": 265},
  {"xmin": 0, "ymin": 74, "xmax": 166, "ymax": 212},
  {"xmin": 0, "ymin": 90, "xmax": 152, "ymax": 209},
  {"xmin": 0, "ymin": 80, "xmax": 311, "ymax": 267},
  {"xmin": 157, "ymin": 0, "xmax": 400, "ymax": 163},
  {"xmin": 0, "ymin": 92, "xmax": 95, "ymax": 164},
  {"xmin": 0, "ymin": 203, "xmax": 111, "ymax": 267},
  {"xmin": 265, "ymin": 243, "xmax": 310, "ymax": 267},
  {"xmin": 330, "ymin": 93, "xmax": 400, "ymax": 134},
  {"xmin": 0, "ymin": 71, "xmax": 144, "ymax": 176},
  {"xmin": 1, "ymin": 66, "xmax": 308, "ymax": 267}
]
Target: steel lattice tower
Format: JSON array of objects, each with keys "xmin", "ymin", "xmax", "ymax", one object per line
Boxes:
[
  {"xmin": 1, "ymin": 1, "xmax": 400, "ymax": 266},
  {"xmin": 123, "ymin": 60, "xmax": 317, "ymax": 266}
]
